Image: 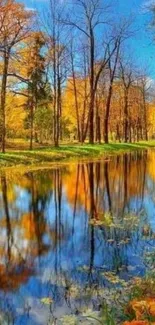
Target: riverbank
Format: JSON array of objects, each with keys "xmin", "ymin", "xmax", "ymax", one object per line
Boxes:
[{"xmin": 0, "ymin": 141, "xmax": 155, "ymax": 168}]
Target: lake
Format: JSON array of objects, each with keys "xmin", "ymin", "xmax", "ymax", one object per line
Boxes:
[{"xmin": 0, "ymin": 150, "xmax": 155, "ymax": 324}]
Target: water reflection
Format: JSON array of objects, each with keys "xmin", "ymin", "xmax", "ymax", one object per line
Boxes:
[{"xmin": 0, "ymin": 150, "xmax": 155, "ymax": 324}]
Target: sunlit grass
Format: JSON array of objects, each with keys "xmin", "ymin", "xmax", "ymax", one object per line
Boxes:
[{"xmin": 0, "ymin": 140, "xmax": 155, "ymax": 168}]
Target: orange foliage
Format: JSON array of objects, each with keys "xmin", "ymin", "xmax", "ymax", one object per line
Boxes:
[
  {"xmin": 148, "ymin": 103, "xmax": 155, "ymax": 137},
  {"xmin": 128, "ymin": 298, "xmax": 155, "ymax": 320},
  {"xmin": 63, "ymin": 77, "xmax": 153, "ymax": 140},
  {"xmin": 0, "ymin": 263, "xmax": 34, "ymax": 291},
  {"xmin": 21, "ymin": 212, "xmax": 46, "ymax": 240},
  {"xmin": 122, "ymin": 321, "xmax": 155, "ymax": 325}
]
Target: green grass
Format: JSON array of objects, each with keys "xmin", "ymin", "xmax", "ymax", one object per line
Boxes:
[{"xmin": 0, "ymin": 141, "xmax": 155, "ymax": 168}]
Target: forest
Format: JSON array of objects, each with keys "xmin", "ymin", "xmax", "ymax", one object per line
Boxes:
[{"xmin": 0, "ymin": 0, "xmax": 155, "ymax": 154}]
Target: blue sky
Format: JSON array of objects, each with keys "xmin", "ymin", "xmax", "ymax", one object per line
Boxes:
[
  {"xmin": 113, "ymin": 0, "xmax": 155, "ymax": 78},
  {"xmin": 20, "ymin": 0, "xmax": 155, "ymax": 79}
]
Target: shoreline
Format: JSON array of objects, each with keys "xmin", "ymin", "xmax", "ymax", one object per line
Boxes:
[{"xmin": 0, "ymin": 141, "xmax": 154, "ymax": 169}]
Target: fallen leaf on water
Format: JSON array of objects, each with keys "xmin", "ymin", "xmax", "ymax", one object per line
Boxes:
[
  {"xmin": 69, "ymin": 285, "xmax": 80, "ymax": 298},
  {"xmin": 89, "ymin": 212, "xmax": 114, "ymax": 227},
  {"xmin": 117, "ymin": 238, "xmax": 130, "ymax": 246},
  {"xmin": 77, "ymin": 265, "xmax": 95, "ymax": 273},
  {"xmin": 107, "ymin": 239, "xmax": 115, "ymax": 243},
  {"xmin": 59, "ymin": 315, "xmax": 77, "ymax": 325},
  {"xmin": 89, "ymin": 219, "xmax": 104, "ymax": 226},
  {"xmin": 40, "ymin": 297, "xmax": 53, "ymax": 305},
  {"xmin": 103, "ymin": 271, "xmax": 126, "ymax": 285}
]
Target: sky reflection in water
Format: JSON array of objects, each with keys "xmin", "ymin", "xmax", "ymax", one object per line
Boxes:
[{"xmin": 0, "ymin": 150, "xmax": 155, "ymax": 324}]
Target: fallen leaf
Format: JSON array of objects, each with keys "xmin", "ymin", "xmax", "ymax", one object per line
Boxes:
[{"xmin": 40, "ymin": 297, "xmax": 53, "ymax": 305}]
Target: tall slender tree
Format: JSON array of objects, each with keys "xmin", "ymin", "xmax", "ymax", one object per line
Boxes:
[
  {"xmin": 26, "ymin": 32, "xmax": 47, "ymax": 150},
  {"xmin": 0, "ymin": 0, "xmax": 34, "ymax": 152}
]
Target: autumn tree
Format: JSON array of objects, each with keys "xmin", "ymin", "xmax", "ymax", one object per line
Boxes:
[
  {"xmin": 9, "ymin": 31, "xmax": 52, "ymax": 148},
  {"xmin": 103, "ymin": 37, "xmax": 121, "ymax": 143},
  {"xmin": 137, "ymin": 74, "xmax": 151, "ymax": 141},
  {"xmin": 64, "ymin": 0, "xmax": 113, "ymax": 144},
  {"xmin": 0, "ymin": 0, "xmax": 34, "ymax": 152},
  {"xmin": 67, "ymin": 37, "xmax": 90, "ymax": 143},
  {"xmin": 118, "ymin": 57, "xmax": 136, "ymax": 142},
  {"xmin": 64, "ymin": 0, "xmax": 135, "ymax": 144},
  {"xmin": 43, "ymin": 0, "xmax": 68, "ymax": 147}
]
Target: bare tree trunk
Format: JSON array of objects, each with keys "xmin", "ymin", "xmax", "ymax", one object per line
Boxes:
[
  {"xmin": 143, "ymin": 94, "xmax": 148, "ymax": 141},
  {"xmin": 104, "ymin": 84, "xmax": 113, "ymax": 144},
  {"xmin": 1, "ymin": 50, "xmax": 9, "ymax": 153},
  {"xmin": 89, "ymin": 29, "xmax": 95, "ymax": 144},
  {"xmin": 129, "ymin": 118, "xmax": 132, "ymax": 142},
  {"xmin": 98, "ymin": 116, "xmax": 101, "ymax": 143},
  {"xmin": 71, "ymin": 49, "xmax": 81, "ymax": 142},
  {"xmin": 116, "ymin": 124, "xmax": 121, "ymax": 142},
  {"xmin": 58, "ymin": 76, "xmax": 62, "ymax": 141},
  {"xmin": 30, "ymin": 100, "xmax": 34, "ymax": 150},
  {"xmin": 104, "ymin": 41, "xmax": 120, "ymax": 144},
  {"xmin": 55, "ymin": 74, "xmax": 61, "ymax": 147},
  {"xmin": 95, "ymin": 96, "xmax": 99, "ymax": 142},
  {"xmin": 81, "ymin": 51, "xmax": 89, "ymax": 143},
  {"xmin": 53, "ymin": 41, "xmax": 57, "ymax": 146},
  {"xmin": 124, "ymin": 92, "xmax": 128, "ymax": 143}
]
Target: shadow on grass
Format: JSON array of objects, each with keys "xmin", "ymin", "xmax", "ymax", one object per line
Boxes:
[{"xmin": 0, "ymin": 141, "xmax": 155, "ymax": 167}]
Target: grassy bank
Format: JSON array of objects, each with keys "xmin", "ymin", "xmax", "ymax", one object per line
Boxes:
[{"xmin": 0, "ymin": 141, "xmax": 155, "ymax": 168}]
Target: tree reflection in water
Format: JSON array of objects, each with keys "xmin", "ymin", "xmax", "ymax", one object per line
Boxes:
[{"xmin": 0, "ymin": 150, "xmax": 154, "ymax": 324}]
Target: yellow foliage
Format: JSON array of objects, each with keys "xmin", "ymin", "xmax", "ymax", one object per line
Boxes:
[
  {"xmin": 40, "ymin": 297, "xmax": 53, "ymax": 305},
  {"xmin": 6, "ymin": 92, "xmax": 27, "ymax": 137}
]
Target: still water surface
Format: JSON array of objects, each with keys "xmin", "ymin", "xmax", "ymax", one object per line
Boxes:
[{"xmin": 0, "ymin": 150, "xmax": 155, "ymax": 324}]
